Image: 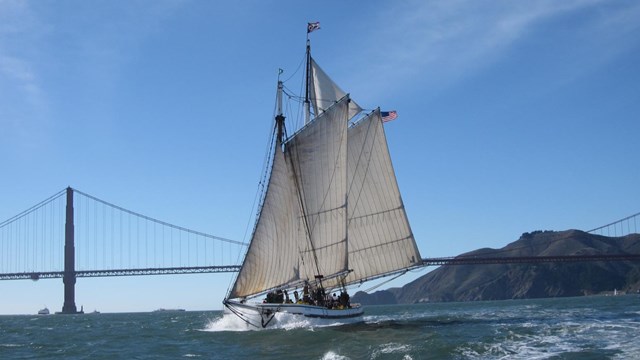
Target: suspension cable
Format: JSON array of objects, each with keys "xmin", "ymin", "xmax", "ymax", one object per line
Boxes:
[
  {"xmin": 72, "ymin": 188, "xmax": 245, "ymax": 246},
  {"xmin": 0, "ymin": 188, "xmax": 66, "ymax": 228}
]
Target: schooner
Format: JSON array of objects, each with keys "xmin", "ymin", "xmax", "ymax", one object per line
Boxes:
[{"xmin": 223, "ymin": 23, "xmax": 421, "ymax": 328}]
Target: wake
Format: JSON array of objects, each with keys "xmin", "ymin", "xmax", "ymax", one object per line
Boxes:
[{"xmin": 203, "ymin": 309, "xmax": 363, "ymax": 332}]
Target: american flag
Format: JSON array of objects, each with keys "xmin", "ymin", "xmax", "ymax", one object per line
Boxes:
[
  {"xmin": 307, "ymin": 22, "xmax": 321, "ymax": 33},
  {"xmin": 381, "ymin": 110, "xmax": 398, "ymax": 122}
]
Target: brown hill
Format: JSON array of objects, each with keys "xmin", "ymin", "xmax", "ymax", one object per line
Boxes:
[{"xmin": 353, "ymin": 230, "xmax": 640, "ymax": 305}]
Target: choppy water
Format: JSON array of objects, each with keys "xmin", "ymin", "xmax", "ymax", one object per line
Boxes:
[{"xmin": 1, "ymin": 295, "xmax": 639, "ymax": 359}]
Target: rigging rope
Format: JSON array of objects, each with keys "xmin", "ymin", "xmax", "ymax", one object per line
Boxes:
[
  {"xmin": 361, "ymin": 270, "xmax": 408, "ymax": 293},
  {"xmin": 226, "ymin": 83, "xmax": 283, "ymax": 296},
  {"xmin": 223, "ymin": 302, "xmax": 263, "ymax": 329},
  {"xmin": 281, "ymin": 50, "xmax": 306, "ymax": 84}
]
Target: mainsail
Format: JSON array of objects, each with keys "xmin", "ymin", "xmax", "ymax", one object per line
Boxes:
[
  {"xmin": 286, "ymin": 97, "xmax": 350, "ymax": 283},
  {"xmin": 229, "ymin": 96, "xmax": 351, "ymax": 299},
  {"xmin": 227, "ymin": 53, "xmax": 421, "ymax": 301}
]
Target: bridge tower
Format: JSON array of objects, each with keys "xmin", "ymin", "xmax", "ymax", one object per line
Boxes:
[{"xmin": 60, "ymin": 187, "xmax": 82, "ymax": 314}]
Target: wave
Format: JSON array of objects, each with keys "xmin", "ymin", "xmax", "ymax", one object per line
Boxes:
[{"xmin": 455, "ymin": 311, "xmax": 640, "ymax": 359}]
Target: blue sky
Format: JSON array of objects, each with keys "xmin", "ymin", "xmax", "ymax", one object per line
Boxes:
[{"xmin": 1, "ymin": 0, "xmax": 639, "ymax": 314}]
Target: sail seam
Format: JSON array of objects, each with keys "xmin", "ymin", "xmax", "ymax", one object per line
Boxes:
[
  {"xmin": 300, "ymin": 237, "xmax": 347, "ymax": 253},
  {"xmin": 299, "ymin": 204, "xmax": 346, "ymax": 218},
  {"xmin": 349, "ymin": 235, "xmax": 414, "ymax": 254},
  {"xmin": 349, "ymin": 206, "xmax": 404, "ymax": 222}
]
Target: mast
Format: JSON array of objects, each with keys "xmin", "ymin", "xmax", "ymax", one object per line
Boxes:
[
  {"xmin": 304, "ymin": 38, "xmax": 311, "ymax": 124},
  {"xmin": 276, "ymin": 78, "xmax": 285, "ymax": 142},
  {"xmin": 301, "ymin": 27, "xmax": 321, "ymax": 280}
]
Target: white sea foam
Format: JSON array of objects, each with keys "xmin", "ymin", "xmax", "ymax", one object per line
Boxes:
[
  {"xmin": 204, "ymin": 309, "xmax": 362, "ymax": 332},
  {"xmin": 461, "ymin": 335, "xmax": 580, "ymax": 360},
  {"xmin": 263, "ymin": 311, "xmax": 363, "ymax": 330},
  {"xmin": 371, "ymin": 343, "xmax": 413, "ymax": 359},
  {"xmin": 203, "ymin": 311, "xmax": 258, "ymax": 332},
  {"xmin": 458, "ymin": 311, "xmax": 640, "ymax": 359},
  {"xmin": 320, "ymin": 350, "xmax": 350, "ymax": 360}
]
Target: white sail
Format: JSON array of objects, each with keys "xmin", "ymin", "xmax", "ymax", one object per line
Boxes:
[
  {"xmin": 223, "ymin": 38, "xmax": 423, "ymax": 327},
  {"xmin": 228, "ymin": 138, "xmax": 304, "ymax": 299},
  {"xmin": 285, "ymin": 96, "xmax": 350, "ymax": 282},
  {"xmin": 344, "ymin": 109, "xmax": 421, "ymax": 285},
  {"xmin": 228, "ymin": 50, "xmax": 420, "ymax": 304},
  {"xmin": 310, "ymin": 58, "xmax": 362, "ymax": 120}
]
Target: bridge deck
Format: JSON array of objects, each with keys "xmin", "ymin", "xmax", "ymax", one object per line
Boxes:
[{"xmin": 4, "ymin": 254, "xmax": 640, "ymax": 281}]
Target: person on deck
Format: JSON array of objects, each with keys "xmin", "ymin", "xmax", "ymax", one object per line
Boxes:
[
  {"xmin": 303, "ymin": 283, "xmax": 310, "ymax": 304},
  {"xmin": 339, "ymin": 291, "xmax": 350, "ymax": 308}
]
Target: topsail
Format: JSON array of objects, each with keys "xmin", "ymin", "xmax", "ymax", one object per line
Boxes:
[{"xmin": 309, "ymin": 58, "xmax": 362, "ymax": 120}]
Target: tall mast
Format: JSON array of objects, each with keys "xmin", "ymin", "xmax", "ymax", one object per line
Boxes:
[
  {"xmin": 304, "ymin": 38, "xmax": 311, "ymax": 125},
  {"xmin": 276, "ymin": 73, "xmax": 285, "ymax": 142},
  {"xmin": 298, "ymin": 32, "xmax": 324, "ymax": 280}
]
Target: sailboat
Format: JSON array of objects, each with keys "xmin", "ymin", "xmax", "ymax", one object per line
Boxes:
[
  {"xmin": 223, "ymin": 24, "xmax": 422, "ymax": 328},
  {"xmin": 38, "ymin": 306, "xmax": 50, "ymax": 315}
]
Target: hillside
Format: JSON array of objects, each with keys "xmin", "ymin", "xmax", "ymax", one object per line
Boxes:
[{"xmin": 353, "ymin": 230, "xmax": 640, "ymax": 305}]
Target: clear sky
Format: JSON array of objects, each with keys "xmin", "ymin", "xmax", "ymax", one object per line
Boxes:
[{"xmin": 1, "ymin": 0, "xmax": 639, "ymax": 315}]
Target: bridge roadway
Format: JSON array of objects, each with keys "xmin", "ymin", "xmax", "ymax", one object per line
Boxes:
[
  {"xmin": 3, "ymin": 253, "xmax": 640, "ymax": 281},
  {"xmin": 0, "ymin": 265, "xmax": 242, "ymax": 281}
]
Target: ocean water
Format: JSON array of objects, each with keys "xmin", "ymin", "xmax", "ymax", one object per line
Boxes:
[{"xmin": 1, "ymin": 295, "xmax": 639, "ymax": 359}]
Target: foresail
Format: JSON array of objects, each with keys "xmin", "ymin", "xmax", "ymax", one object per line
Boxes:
[
  {"xmin": 344, "ymin": 110, "xmax": 422, "ymax": 285},
  {"xmin": 310, "ymin": 58, "xmax": 362, "ymax": 120},
  {"xmin": 285, "ymin": 96, "xmax": 350, "ymax": 283},
  {"xmin": 228, "ymin": 138, "xmax": 304, "ymax": 299}
]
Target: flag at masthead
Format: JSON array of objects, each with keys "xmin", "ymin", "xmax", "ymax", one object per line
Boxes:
[{"xmin": 307, "ymin": 22, "xmax": 320, "ymax": 33}]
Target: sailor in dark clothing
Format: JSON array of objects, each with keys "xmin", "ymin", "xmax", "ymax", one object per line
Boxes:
[
  {"xmin": 339, "ymin": 291, "xmax": 350, "ymax": 308},
  {"xmin": 303, "ymin": 283, "xmax": 310, "ymax": 303}
]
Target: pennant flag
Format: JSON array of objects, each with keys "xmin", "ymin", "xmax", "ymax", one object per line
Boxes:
[
  {"xmin": 381, "ymin": 110, "xmax": 398, "ymax": 122},
  {"xmin": 307, "ymin": 22, "xmax": 321, "ymax": 33}
]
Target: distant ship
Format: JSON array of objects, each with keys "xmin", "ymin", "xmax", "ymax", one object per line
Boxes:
[
  {"xmin": 153, "ymin": 308, "xmax": 185, "ymax": 312},
  {"xmin": 37, "ymin": 307, "xmax": 50, "ymax": 315},
  {"xmin": 223, "ymin": 23, "xmax": 421, "ymax": 328}
]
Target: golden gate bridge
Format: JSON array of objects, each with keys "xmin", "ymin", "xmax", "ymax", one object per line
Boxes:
[{"xmin": 1, "ymin": 187, "xmax": 639, "ymax": 313}]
